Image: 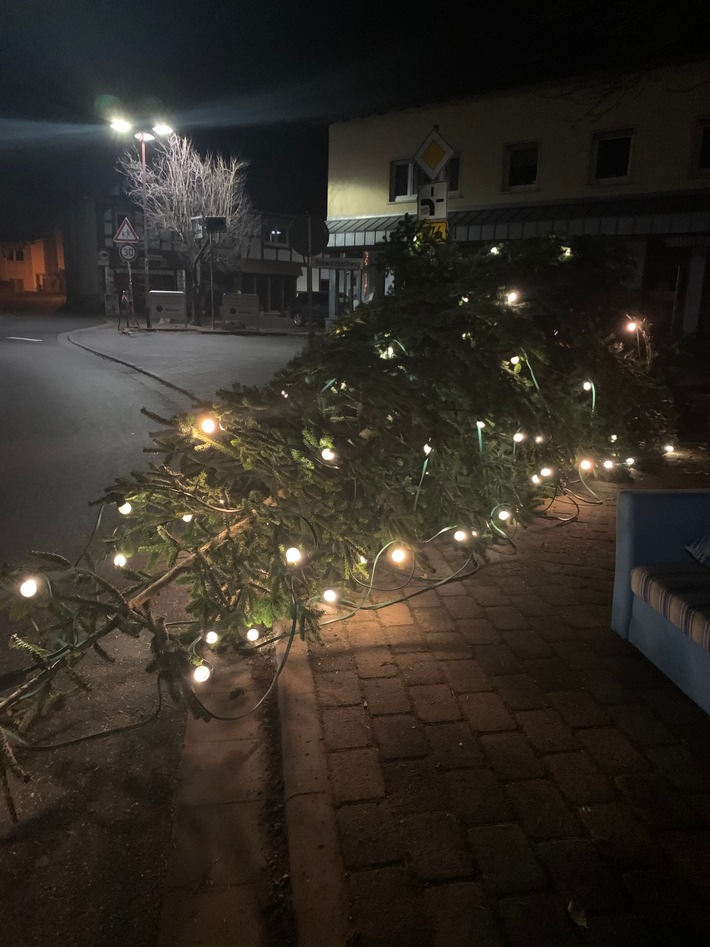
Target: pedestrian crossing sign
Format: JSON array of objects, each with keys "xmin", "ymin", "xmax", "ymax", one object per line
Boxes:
[{"xmin": 113, "ymin": 217, "xmax": 140, "ymax": 244}]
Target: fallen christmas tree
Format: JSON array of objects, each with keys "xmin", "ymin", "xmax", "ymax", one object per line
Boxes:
[{"xmin": 0, "ymin": 220, "xmax": 674, "ymax": 818}]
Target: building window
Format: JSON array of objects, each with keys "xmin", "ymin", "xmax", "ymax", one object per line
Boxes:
[
  {"xmin": 692, "ymin": 121, "xmax": 710, "ymax": 175},
  {"xmin": 591, "ymin": 130, "xmax": 632, "ymax": 183},
  {"xmin": 4, "ymin": 248, "xmax": 24, "ymax": 262},
  {"xmin": 389, "ymin": 157, "xmax": 460, "ymax": 201},
  {"xmin": 263, "ymin": 224, "xmax": 288, "ymax": 245},
  {"xmin": 503, "ymin": 142, "xmax": 539, "ymax": 189}
]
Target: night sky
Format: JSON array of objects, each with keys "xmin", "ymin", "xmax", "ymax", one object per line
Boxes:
[{"xmin": 1, "ymin": 0, "xmax": 709, "ymax": 236}]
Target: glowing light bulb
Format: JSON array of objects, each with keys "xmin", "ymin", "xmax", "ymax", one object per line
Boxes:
[
  {"xmin": 603, "ymin": 459, "xmax": 615, "ymax": 470},
  {"xmin": 610, "ymin": 434, "xmax": 618, "ymax": 443},
  {"xmin": 513, "ymin": 432, "xmax": 525, "ymax": 443},
  {"xmin": 118, "ymin": 501, "xmax": 132, "ymax": 515},
  {"xmin": 490, "ymin": 245, "xmax": 500, "ymax": 255},
  {"xmin": 531, "ymin": 474, "xmax": 541, "ymax": 485},
  {"xmin": 540, "ymin": 467, "xmax": 553, "ymax": 478},
  {"xmin": 205, "ymin": 630, "xmax": 219, "ymax": 645},
  {"xmin": 453, "ymin": 530, "xmax": 467, "ymax": 542},
  {"xmin": 582, "ymin": 381, "xmax": 592, "ymax": 391},
  {"xmin": 510, "ymin": 355, "xmax": 521, "ymax": 365},
  {"xmin": 285, "ymin": 547, "xmax": 302, "ymax": 564},
  {"xmin": 579, "ymin": 459, "xmax": 593, "ymax": 471},
  {"xmin": 359, "ymin": 555, "xmax": 367, "ymax": 565},
  {"xmin": 193, "ymin": 665, "xmax": 211, "ymax": 683},
  {"xmin": 561, "ymin": 246, "xmax": 572, "ymax": 258},
  {"xmin": 321, "ymin": 447, "xmax": 336, "ymax": 462},
  {"xmin": 246, "ymin": 628, "xmax": 260, "ymax": 642},
  {"xmin": 506, "ymin": 291, "xmax": 519, "ymax": 304},
  {"xmin": 460, "ymin": 295, "xmax": 469, "ymax": 304},
  {"xmin": 323, "ymin": 589, "xmax": 338, "ymax": 603},
  {"xmin": 200, "ymin": 417, "xmax": 216, "ymax": 434},
  {"xmin": 626, "ymin": 457, "xmax": 635, "ymax": 466},
  {"xmin": 470, "ymin": 530, "xmax": 479, "ymax": 538},
  {"xmin": 664, "ymin": 444, "xmax": 675, "ymax": 454},
  {"xmin": 498, "ymin": 510, "xmax": 511, "ymax": 521},
  {"xmin": 534, "ymin": 435, "xmax": 544, "ymax": 444},
  {"xmin": 281, "ymin": 390, "xmax": 289, "ymax": 399},
  {"xmin": 423, "ymin": 443, "xmax": 432, "ymax": 455},
  {"xmin": 113, "ymin": 553, "xmax": 127, "ymax": 568},
  {"xmin": 391, "ymin": 546, "xmax": 407, "ymax": 564},
  {"xmin": 182, "ymin": 513, "xmax": 193, "ymax": 523},
  {"xmin": 476, "ymin": 420, "xmax": 485, "ymax": 429},
  {"xmin": 626, "ymin": 321, "xmax": 638, "ymax": 332},
  {"xmin": 19, "ymin": 578, "xmax": 37, "ymax": 598}
]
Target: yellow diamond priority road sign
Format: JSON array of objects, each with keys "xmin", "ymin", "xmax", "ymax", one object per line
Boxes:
[{"xmin": 414, "ymin": 128, "xmax": 454, "ymax": 180}]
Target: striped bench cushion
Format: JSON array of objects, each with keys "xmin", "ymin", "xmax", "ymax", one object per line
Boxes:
[{"xmin": 630, "ymin": 562, "xmax": 710, "ymax": 652}]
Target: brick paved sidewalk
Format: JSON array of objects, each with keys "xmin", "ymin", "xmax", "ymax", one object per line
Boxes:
[{"xmin": 299, "ymin": 473, "xmax": 710, "ymax": 947}]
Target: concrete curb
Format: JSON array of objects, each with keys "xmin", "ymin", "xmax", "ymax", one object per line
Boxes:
[{"xmin": 275, "ymin": 635, "xmax": 349, "ymax": 947}]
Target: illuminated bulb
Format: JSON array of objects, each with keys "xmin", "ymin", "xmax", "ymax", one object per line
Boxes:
[
  {"xmin": 534, "ymin": 435, "xmax": 544, "ymax": 444},
  {"xmin": 513, "ymin": 432, "xmax": 525, "ymax": 443},
  {"xmin": 626, "ymin": 457, "xmax": 635, "ymax": 466},
  {"xmin": 246, "ymin": 628, "xmax": 260, "ymax": 642},
  {"xmin": 391, "ymin": 547, "xmax": 407, "ymax": 564},
  {"xmin": 540, "ymin": 467, "xmax": 553, "ymax": 478},
  {"xmin": 113, "ymin": 553, "xmax": 127, "ymax": 568},
  {"xmin": 603, "ymin": 459, "xmax": 615, "ymax": 470},
  {"xmin": 19, "ymin": 578, "xmax": 37, "ymax": 598},
  {"xmin": 453, "ymin": 530, "xmax": 467, "ymax": 542},
  {"xmin": 423, "ymin": 443, "xmax": 432, "ymax": 455},
  {"xmin": 359, "ymin": 555, "xmax": 367, "ymax": 565},
  {"xmin": 610, "ymin": 434, "xmax": 618, "ymax": 443},
  {"xmin": 664, "ymin": 444, "xmax": 675, "ymax": 454},
  {"xmin": 470, "ymin": 530, "xmax": 479, "ymax": 538},
  {"xmin": 200, "ymin": 417, "xmax": 217, "ymax": 434},
  {"xmin": 321, "ymin": 447, "xmax": 336, "ymax": 462},
  {"xmin": 193, "ymin": 665, "xmax": 211, "ymax": 683},
  {"xmin": 490, "ymin": 245, "xmax": 500, "ymax": 255},
  {"xmin": 476, "ymin": 420, "xmax": 485, "ymax": 429},
  {"xmin": 460, "ymin": 295, "xmax": 469, "ymax": 304},
  {"xmin": 506, "ymin": 291, "xmax": 519, "ymax": 304},
  {"xmin": 626, "ymin": 321, "xmax": 638, "ymax": 332},
  {"xmin": 531, "ymin": 474, "xmax": 541, "ymax": 485},
  {"xmin": 285, "ymin": 547, "xmax": 302, "ymax": 564},
  {"xmin": 182, "ymin": 513, "xmax": 193, "ymax": 523},
  {"xmin": 510, "ymin": 355, "xmax": 520, "ymax": 365},
  {"xmin": 498, "ymin": 510, "xmax": 511, "ymax": 521},
  {"xmin": 579, "ymin": 459, "xmax": 593, "ymax": 471},
  {"xmin": 205, "ymin": 630, "xmax": 219, "ymax": 645},
  {"xmin": 582, "ymin": 381, "xmax": 592, "ymax": 391},
  {"xmin": 118, "ymin": 501, "xmax": 132, "ymax": 515},
  {"xmin": 323, "ymin": 589, "xmax": 338, "ymax": 603},
  {"xmin": 281, "ymin": 390, "xmax": 289, "ymax": 398},
  {"xmin": 561, "ymin": 246, "xmax": 572, "ymax": 258}
]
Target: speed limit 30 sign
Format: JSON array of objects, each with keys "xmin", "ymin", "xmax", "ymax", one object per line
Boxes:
[{"xmin": 119, "ymin": 244, "xmax": 137, "ymax": 262}]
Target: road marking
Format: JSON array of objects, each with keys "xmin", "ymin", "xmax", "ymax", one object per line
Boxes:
[{"xmin": 6, "ymin": 337, "xmax": 44, "ymax": 342}]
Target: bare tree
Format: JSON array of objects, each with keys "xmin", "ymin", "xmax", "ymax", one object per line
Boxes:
[{"xmin": 118, "ymin": 135, "xmax": 257, "ymax": 266}]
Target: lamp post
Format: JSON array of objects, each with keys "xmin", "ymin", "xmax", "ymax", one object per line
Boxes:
[{"xmin": 110, "ymin": 119, "xmax": 173, "ymax": 329}]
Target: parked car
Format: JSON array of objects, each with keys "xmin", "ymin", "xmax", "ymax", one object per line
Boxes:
[{"xmin": 288, "ymin": 291, "xmax": 348, "ymax": 327}]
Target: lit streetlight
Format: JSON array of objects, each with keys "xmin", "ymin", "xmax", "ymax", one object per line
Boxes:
[{"xmin": 110, "ymin": 118, "xmax": 174, "ymax": 328}]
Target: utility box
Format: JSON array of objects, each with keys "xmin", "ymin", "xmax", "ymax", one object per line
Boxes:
[
  {"xmin": 221, "ymin": 293, "xmax": 260, "ymax": 324},
  {"xmin": 149, "ymin": 290, "xmax": 187, "ymax": 323}
]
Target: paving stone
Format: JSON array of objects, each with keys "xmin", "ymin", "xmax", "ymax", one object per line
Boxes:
[
  {"xmin": 408, "ymin": 606, "xmax": 454, "ymax": 632},
  {"xmin": 353, "ymin": 646, "xmax": 398, "ymax": 679},
  {"xmin": 426, "ymin": 631, "xmax": 472, "ymax": 662},
  {"xmin": 313, "ymin": 669, "xmax": 362, "ymax": 707},
  {"xmin": 426, "ymin": 721, "xmax": 485, "ymax": 769},
  {"xmin": 535, "ymin": 585, "xmax": 583, "ymax": 606},
  {"xmin": 622, "ymin": 867, "xmax": 710, "ymax": 945},
  {"xmin": 423, "ymin": 882, "xmax": 505, "ymax": 947},
  {"xmin": 309, "ymin": 645, "xmax": 353, "ymax": 673},
  {"xmin": 400, "ymin": 812, "xmax": 473, "ymax": 881},
  {"xmin": 408, "ymin": 682, "xmax": 462, "ymax": 722},
  {"xmin": 377, "ymin": 602, "xmax": 415, "ymax": 627},
  {"xmin": 610, "ymin": 654, "xmax": 669, "ymax": 691},
  {"xmin": 689, "ymin": 792, "xmax": 710, "ymax": 827},
  {"xmin": 335, "ymin": 801, "xmax": 402, "ymax": 869},
  {"xmin": 645, "ymin": 744, "xmax": 710, "ymax": 793},
  {"xmin": 372, "ymin": 714, "xmax": 428, "ymax": 759},
  {"xmin": 656, "ymin": 830, "xmax": 710, "ymax": 899},
  {"xmin": 543, "ymin": 751, "xmax": 617, "ymax": 806},
  {"xmin": 606, "ymin": 703, "xmax": 675, "ymax": 746},
  {"xmin": 515, "ymin": 709, "xmax": 578, "ymax": 754},
  {"xmin": 468, "ymin": 823, "xmax": 548, "ymax": 894},
  {"xmin": 458, "ymin": 691, "xmax": 516, "ymax": 732},
  {"xmin": 576, "ymin": 727, "xmax": 649, "ymax": 774},
  {"xmin": 524, "ymin": 656, "xmax": 580, "ymax": 691},
  {"xmin": 362, "ymin": 677, "xmax": 411, "ymax": 715},
  {"xmin": 346, "ymin": 621, "xmax": 385, "ymax": 647},
  {"xmin": 548, "ymin": 690, "xmax": 610, "ymax": 728},
  {"xmin": 584, "ymin": 912, "xmax": 661, "ymax": 947},
  {"xmin": 470, "ymin": 584, "xmax": 512, "ymax": 607},
  {"xmin": 455, "ymin": 617, "xmax": 501, "ymax": 645},
  {"xmin": 442, "ymin": 594, "xmax": 481, "ymax": 619},
  {"xmin": 527, "ymin": 614, "xmax": 578, "ymax": 642},
  {"xmin": 322, "ymin": 705, "xmax": 372, "ymax": 750},
  {"xmin": 158, "ymin": 885, "xmax": 264, "ymax": 947},
  {"xmin": 395, "ymin": 652, "xmax": 445, "ymax": 685},
  {"xmin": 328, "ymin": 748, "xmax": 385, "ymax": 803},
  {"xmin": 614, "ymin": 772, "xmax": 702, "ymax": 829},
  {"xmin": 558, "ymin": 605, "xmax": 603, "ymax": 629},
  {"xmin": 494, "ymin": 674, "xmax": 550, "ymax": 710},
  {"xmin": 480, "ymin": 732, "xmax": 545, "ymax": 779},
  {"xmin": 505, "ymin": 779, "xmax": 581, "ymax": 839},
  {"xmin": 579, "ymin": 802, "xmax": 662, "ymax": 867},
  {"xmin": 442, "ymin": 659, "xmax": 492, "ymax": 693},
  {"xmin": 483, "ymin": 606, "xmax": 530, "ymax": 631},
  {"xmin": 497, "ymin": 892, "xmax": 579, "ymax": 947},
  {"xmin": 506, "ymin": 592, "xmax": 557, "ymax": 616},
  {"xmin": 177, "ymin": 740, "xmax": 266, "ymax": 806},
  {"xmin": 348, "ymin": 867, "xmax": 429, "ymax": 947},
  {"xmin": 536, "ymin": 836, "xmax": 627, "ymax": 912},
  {"xmin": 579, "ymin": 669, "xmax": 639, "ymax": 704},
  {"xmin": 384, "ymin": 623, "xmax": 429, "ymax": 653},
  {"xmin": 384, "ymin": 759, "xmax": 447, "ymax": 814},
  {"xmin": 548, "ymin": 639, "xmax": 602, "ymax": 670},
  {"xmin": 445, "ymin": 768, "xmax": 514, "ymax": 825},
  {"xmin": 501, "ymin": 629, "xmax": 551, "ymax": 659},
  {"xmin": 473, "ymin": 643, "xmax": 523, "ymax": 676}
]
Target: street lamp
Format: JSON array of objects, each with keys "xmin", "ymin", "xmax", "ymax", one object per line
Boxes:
[{"xmin": 110, "ymin": 118, "xmax": 174, "ymax": 328}]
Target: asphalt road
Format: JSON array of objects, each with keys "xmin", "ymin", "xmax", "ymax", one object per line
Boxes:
[{"xmin": 0, "ymin": 311, "xmax": 304, "ymax": 564}]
